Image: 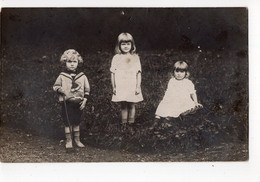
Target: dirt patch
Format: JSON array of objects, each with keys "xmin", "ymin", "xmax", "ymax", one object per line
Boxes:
[{"xmin": 0, "ymin": 122, "xmax": 248, "ymax": 162}]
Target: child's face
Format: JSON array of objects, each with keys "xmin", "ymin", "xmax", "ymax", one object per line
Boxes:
[
  {"xmin": 66, "ymin": 60, "xmax": 78, "ymax": 71},
  {"xmin": 120, "ymin": 41, "xmax": 132, "ymax": 53},
  {"xmin": 174, "ymin": 68, "xmax": 186, "ymax": 80}
]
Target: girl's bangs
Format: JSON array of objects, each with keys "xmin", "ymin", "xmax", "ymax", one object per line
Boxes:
[
  {"xmin": 118, "ymin": 33, "xmax": 133, "ymax": 42},
  {"xmin": 120, "ymin": 39, "xmax": 132, "ymax": 43},
  {"xmin": 175, "ymin": 68, "xmax": 187, "ymax": 72},
  {"xmin": 175, "ymin": 64, "xmax": 187, "ymax": 70},
  {"xmin": 174, "ymin": 61, "xmax": 188, "ymax": 70}
]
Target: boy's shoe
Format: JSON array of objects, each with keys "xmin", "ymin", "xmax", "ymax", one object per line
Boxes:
[
  {"xmin": 65, "ymin": 126, "xmax": 73, "ymax": 149},
  {"xmin": 65, "ymin": 138, "xmax": 73, "ymax": 149},
  {"xmin": 73, "ymin": 125, "xmax": 85, "ymax": 148},
  {"xmin": 74, "ymin": 137, "xmax": 85, "ymax": 148}
]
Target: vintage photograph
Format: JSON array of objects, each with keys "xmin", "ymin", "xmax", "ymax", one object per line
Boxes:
[{"xmin": 0, "ymin": 8, "xmax": 248, "ymax": 162}]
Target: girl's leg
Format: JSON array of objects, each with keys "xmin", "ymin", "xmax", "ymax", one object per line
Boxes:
[
  {"xmin": 128, "ymin": 102, "xmax": 136, "ymax": 124},
  {"xmin": 121, "ymin": 101, "xmax": 128, "ymax": 124}
]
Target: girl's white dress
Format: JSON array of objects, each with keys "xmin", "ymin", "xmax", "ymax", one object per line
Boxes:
[
  {"xmin": 110, "ymin": 53, "xmax": 143, "ymax": 103},
  {"xmin": 155, "ymin": 77, "xmax": 196, "ymax": 118}
]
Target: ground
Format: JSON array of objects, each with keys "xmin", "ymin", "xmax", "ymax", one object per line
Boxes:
[{"xmin": 0, "ymin": 121, "xmax": 248, "ymax": 162}]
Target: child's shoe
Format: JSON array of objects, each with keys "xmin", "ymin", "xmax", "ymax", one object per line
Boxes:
[
  {"xmin": 73, "ymin": 125, "xmax": 85, "ymax": 148},
  {"xmin": 149, "ymin": 117, "xmax": 161, "ymax": 130},
  {"xmin": 121, "ymin": 119, "xmax": 127, "ymax": 131},
  {"xmin": 122, "ymin": 119, "xmax": 128, "ymax": 124},
  {"xmin": 181, "ymin": 105, "xmax": 203, "ymax": 116},
  {"xmin": 121, "ymin": 123, "xmax": 127, "ymax": 131},
  {"xmin": 65, "ymin": 126, "xmax": 73, "ymax": 149},
  {"xmin": 65, "ymin": 137, "xmax": 73, "ymax": 149},
  {"xmin": 128, "ymin": 118, "xmax": 135, "ymax": 124},
  {"xmin": 74, "ymin": 137, "xmax": 85, "ymax": 148}
]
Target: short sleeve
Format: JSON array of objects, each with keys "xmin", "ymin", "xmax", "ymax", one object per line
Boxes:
[
  {"xmin": 110, "ymin": 55, "xmax": 118, "ymax": 73},
  {"xmin": 167, "ymin": 78, "xmax": 174, "ymax": 89},
  {"xmin": 134, "ymin": 55, "xmax": 142, "ymax": 73}
]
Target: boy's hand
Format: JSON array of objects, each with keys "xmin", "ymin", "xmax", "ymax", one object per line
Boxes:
[
  {"xmin": 57, "ymin": 88, "xmax": 65, "ymax": 95},
  {"xmin": 113, "ymin": 87, "xmax": 116, "ymax": 95},
  {"xmin": 135, "ymin": 87, "xmax": 141, "ymax": 95},
  {"xmin": 80, "ymin": 98, "xmax": 87, "ymax": 110}
]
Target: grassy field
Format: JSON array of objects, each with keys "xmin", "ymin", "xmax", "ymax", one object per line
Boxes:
[{"xmin": 0, "ymin": 45, "xmax": 248, "ymax": 161}]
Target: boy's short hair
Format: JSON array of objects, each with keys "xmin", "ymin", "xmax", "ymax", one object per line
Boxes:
[{"xmin": 60, "ymin": 49, "xmax": 83, "ymax": 64}]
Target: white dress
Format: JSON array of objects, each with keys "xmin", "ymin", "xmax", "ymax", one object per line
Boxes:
[
  {"xmin": 155, "ymin": 78, "xmax": 196, "ymax": 118},
  {"xmin": 110, "ymin": 53, "xmax": 143, "ymax": 103}
]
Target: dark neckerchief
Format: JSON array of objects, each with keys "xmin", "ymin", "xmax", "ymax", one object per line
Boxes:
[
  {"xmin": 64, "ymin": 69, "xmax": 77, "ymax": 74},
  {"xmin": 63, "ymin": 69, "xmax": 78, "ymax": 80}
]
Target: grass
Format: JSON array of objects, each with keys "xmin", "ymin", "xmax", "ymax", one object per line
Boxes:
[{"xmin": 0, "ymin": 45, "xmax": 248, "ymax": 160}]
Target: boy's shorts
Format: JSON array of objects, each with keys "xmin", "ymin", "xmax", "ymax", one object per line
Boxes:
[{"xmin": 61, "ymin": 102, "xmax": 82, "ymax": 126}]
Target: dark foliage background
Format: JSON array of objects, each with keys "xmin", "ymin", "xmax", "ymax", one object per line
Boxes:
[{"xmin": 0, "ymin": 8, "xmax": 248, "ymax": 159}]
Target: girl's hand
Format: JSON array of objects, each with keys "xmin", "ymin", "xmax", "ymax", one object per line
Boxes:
[
  {"xmin": 113, "ymin": 87, "xmax": 116, "ymax": 95},
  {"xmin": 195, "ymin": 102, "xmax": 203, "ymax": 108},
  {"xmin": 80, "ymin": 98, "xmax": 87, "ymax": 110},
  {"xmin": 135, "ymin": 87, "xmax": 141, "ymax": 95}
]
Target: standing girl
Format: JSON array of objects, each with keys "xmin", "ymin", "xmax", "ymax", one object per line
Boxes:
[
  {"xmin": 155, "ymin": 61, "xmax": 202, "ymax": 121},
  {"xmin": 110, "ymin": 33, "xmax": 143, "ymax": 128},
  {"xmin": 53, "ymin": 49, "xmax": 90, "ymax": 149}
]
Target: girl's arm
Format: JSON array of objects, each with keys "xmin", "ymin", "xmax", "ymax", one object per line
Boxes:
[
  {"xmin": 191, "ymin": 93, "xmax": 203, "ymax": 107},
  {"xmin": 191, "ymin": 93, "xmax": 198, "ymax": 104},
  {"xmin": 135, "ymin": 71, "xmax": 141, "ymax": 95},
  {"xmin": 189, "ymin": 80, "xmax": 202, "ymax": 108},
  {"xmin": 111, "ymin": 73, "xmax": 116, "ymax": 95},
  {"xmin": 110, "ymin": 55, "xmax": 117, "ymax": 95},
  {"xmin": 135, "ymin": 55, "xmax": 142, "ymax": 95}
]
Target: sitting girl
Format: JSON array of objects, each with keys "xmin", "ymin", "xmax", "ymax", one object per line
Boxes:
[{"xmin": 155, "ymin": 61, "xmax": 202, "ymax": 122}]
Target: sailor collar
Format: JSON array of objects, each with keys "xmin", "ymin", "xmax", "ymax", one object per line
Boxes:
[{"xmin": 60, "ymin": 72, "xmax": 85, "ymax": 80}]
